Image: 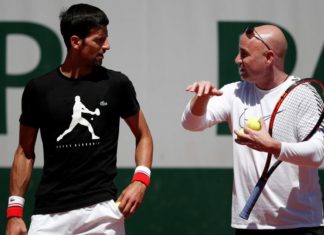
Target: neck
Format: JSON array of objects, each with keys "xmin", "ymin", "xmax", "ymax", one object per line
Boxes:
[
  {"xmin": 256, "ymin": 71, "xmax": 288, "ymax": 90},
  {"xmin": 60, "ymin": 60, "xmax": 93, "ymax": 79}
]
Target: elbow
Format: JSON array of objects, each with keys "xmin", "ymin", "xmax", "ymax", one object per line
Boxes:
[
  {"xmin": 181, "ymin": 112, "xmax": 208, "ymax": 132},
  {"xmin": 304, "ymin": 158, "xmax": 323, "ymax": 168},
  {"xmin": 181, "ymin": 120, "xmax": 206, "ymax": 132},
  {"xmin": 311, "ymin": 142, "xmax": 324, "ymax": 168},
  {"xmin": 181, "ymin": 120, "xmax": 192, "ymax": 131},
  {"xmin": 311, "ymin": 150, "xmax": 324, "ymax": 168},
  {"xmin": 298, "ymin": 153, "xmax": 323, "ymax": 168}
]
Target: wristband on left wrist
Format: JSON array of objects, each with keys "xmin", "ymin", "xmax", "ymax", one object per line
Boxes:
[
  {"xmin": 131, "ymin": 166, "xmax": 151, "ymax": 187},
  {"xmin": 7, "ymin": 196, "xmax": 25, "ymax": 219}
]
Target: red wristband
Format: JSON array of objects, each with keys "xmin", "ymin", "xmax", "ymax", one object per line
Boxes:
[
  {"xmin": 7, "ymin": 206, "xmax": 23, "ymax": 219},
  {"xmin": 132, "ymin": 172, "xmax": 150, "ymax": 187}
]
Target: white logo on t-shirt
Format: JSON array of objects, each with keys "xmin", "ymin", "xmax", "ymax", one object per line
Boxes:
[{"xmin": 57, "ymin": 95, "xmax": 100, "ymax": 142}]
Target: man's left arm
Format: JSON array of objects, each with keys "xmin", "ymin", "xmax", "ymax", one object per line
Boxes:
[
  {"xmin": 278, "ymin": 132, "xmax": 324, "ymax": 168},
  {"xmin": 235, "ymin": 120, "xmax": 324, "ymax": 168},
  {"xmin": 117, "ymin": 110, "xmax": 153, "ymax": 218}
]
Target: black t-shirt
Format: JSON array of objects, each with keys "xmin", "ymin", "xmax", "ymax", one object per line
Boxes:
[{"xmin": 20, "ymin": 66, "xmax": 140, "ymax": 214}]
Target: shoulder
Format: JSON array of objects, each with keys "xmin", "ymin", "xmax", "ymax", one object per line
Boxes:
[
  {"xmin": 93, "ymin": 67, "xmax": 137, "ymax": 96},
  {"xmin": 24, "ymin": 68, "xmax": 59, "ymax": 90},
  {"xmin": 92, "ymin": 66, "xmax": 133, "ymax": 85},
  {"xmin": 34, "ymin": 68, "xmax": 58, "ymax": 81},
  {"xmin": 95, "ymin": 66, "xmax": 129, "ymax": 80},
  {"xmin": 287, "ymin": 75, "xmax": 301, "ymax": 84},
  {"xmin": 221, "ymin": 80, "xmax": 252, "ymax": 94}
]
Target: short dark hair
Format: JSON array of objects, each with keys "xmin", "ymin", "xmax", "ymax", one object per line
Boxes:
[{"xmin": 59, "ymin": 3, "xmax": 109, "ymax": 49}]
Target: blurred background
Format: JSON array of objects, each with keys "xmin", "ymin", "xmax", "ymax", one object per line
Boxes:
[{"xmin": 1, "ymin": 0, "xmax": 323, "ymax": 234}]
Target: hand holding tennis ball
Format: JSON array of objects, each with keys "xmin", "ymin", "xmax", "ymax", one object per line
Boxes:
[
  {"xmin": 246, "ymin": 117, "xmax": 261, "ymax": 131},
  {"xmin": 236, "ymin": 117, "xmax": 261, "ymax": 139}
]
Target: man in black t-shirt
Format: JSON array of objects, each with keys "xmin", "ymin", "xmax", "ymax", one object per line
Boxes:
[{"xmin": 6, "ymin": 4, "xmax": 153, "ymax": 235}]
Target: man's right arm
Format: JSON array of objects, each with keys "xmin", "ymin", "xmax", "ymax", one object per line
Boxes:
[
  {"xmin": 186, "ymin": 80, "xmax": 223, "ymax": 115},
  {"xmin": 181, "ymin": 81, "xmax": 223, "ymax": 131},
  {"xmin": 6, "ymin": 124, "xmax": 38, "ymax": 235}
]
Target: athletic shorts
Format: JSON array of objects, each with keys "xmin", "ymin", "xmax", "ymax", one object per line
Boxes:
[{"xmin": 28, "ymin": 200, "xmax": 124, "ymax": 235}]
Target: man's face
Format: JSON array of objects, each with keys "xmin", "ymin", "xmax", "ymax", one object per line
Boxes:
[
  {"xmin": 79, "ymin": 26, "xmax": 110, "ymax": 66},
  {"xmin": 234, "ymin": 34, "xmax": 269, "ymax": 83}
]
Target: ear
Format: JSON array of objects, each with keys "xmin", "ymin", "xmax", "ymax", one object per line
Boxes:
[
  {"xmin": 265, "ymin": 50, "xmax": 275, "ymax": 65},
  {"xmin": 70, "ymin": 35, "xmax": 82, "ymax": 49}
]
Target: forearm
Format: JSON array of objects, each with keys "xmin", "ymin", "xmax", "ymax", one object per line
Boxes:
[
  {"xmin": 134, "ymin": 131, "xmax": 153, "ymax": 168},
  {"xmin": 278, "ymin": 134, "xmax": 324, "ymax": 168},
  {"xmin": 6, "ymin": 125, "xmax": 36, "ymax": 232},
  {"xmin": 118, "ymin": 112, "xmax": 153, "ymax": 217},
  {"xmin": 181, "ymin": 100, "xmax": 210, "ymax": 131},
  {"xmin": 125, "ymin": 111, "xmax": 153, "ymax": 168},
  {"xmin": 9, "ymin": 146, "xmax": 34, "ymax": 196},
  {"xmin": 182, "ymin": 81, "xmax": 227, "ymax": 131},
  {"xmin": 189, "ymin": 95, "xmax": 210, "ymax": 116}
]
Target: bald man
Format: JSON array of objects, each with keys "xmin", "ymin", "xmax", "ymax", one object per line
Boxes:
[{"xmin": 181, "ymin": 25, "xmax": 324, "ymax": 234}]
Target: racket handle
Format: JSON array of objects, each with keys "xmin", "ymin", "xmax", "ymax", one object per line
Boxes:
[{"xmin": 239, "ymin": 178, "xmax": 267, "ymax": 220}]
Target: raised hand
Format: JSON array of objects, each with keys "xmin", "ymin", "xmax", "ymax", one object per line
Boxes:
[{"xmin": 186, "ymin": 80, "xmax": 223, "ymax": 97}]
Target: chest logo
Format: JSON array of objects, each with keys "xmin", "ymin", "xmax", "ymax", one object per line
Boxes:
[
  {"xmin": 100, "ymin": 101, "xmax": 108, "ymax": 106},
  {"xmin": 57, "ymin": 95, "xmax": 100, "ymax": 142}
]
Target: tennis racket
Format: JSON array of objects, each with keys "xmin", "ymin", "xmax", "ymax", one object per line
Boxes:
[{"xmin": 239, "ymin": 78, "xmax": 324, "ymax": 220}]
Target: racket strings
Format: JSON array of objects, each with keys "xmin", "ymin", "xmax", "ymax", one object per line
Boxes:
[
  {"xmin": 272, "ymin": 83, "xmax": 323, "ymax": 142},
  {"xmin": 309, "ymin": 83, "xmax": 324, "ymax": 135}
]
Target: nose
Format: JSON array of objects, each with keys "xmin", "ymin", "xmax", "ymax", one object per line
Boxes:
[
  {"xmin": 235, "ymin": 53, "xmax": 242, "ymax": 65},
  {"xmin": 103, "ymin": 38, "xmax": 110, "ymax": 51}
]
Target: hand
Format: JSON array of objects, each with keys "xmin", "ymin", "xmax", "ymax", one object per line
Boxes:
[
  {"xmin": 234, "ymin": 119, "xmax": 281, "ymax": 155},
  {"xmin": 186, "ymin": 80, "xmax": 223, "ymax": 97},
  {"xmin": 6, "ymin": 217, "xmax": 27, "ymax": 235},
  {"xmin": 116, "ymin": 181, "xmax": 147, "ymax": 218}
]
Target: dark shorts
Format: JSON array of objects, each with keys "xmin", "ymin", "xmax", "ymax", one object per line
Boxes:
[{"xmin": 235, "ymin": 226, "xmax": 324, "ymax": 235}]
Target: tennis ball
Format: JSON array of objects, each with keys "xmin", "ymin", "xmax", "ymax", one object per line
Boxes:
[
  {"xmin": 246, "ymin": 117, "xmax": 261, "ymax": 131},
  {"xmin": 239, "ymin": 128, "xmax": 245, "ymax": 134}
]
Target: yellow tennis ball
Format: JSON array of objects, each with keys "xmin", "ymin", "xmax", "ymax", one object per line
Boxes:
[{"xmin": 247, "ymin": 117, "xmax": 261, "ymax": 131}]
